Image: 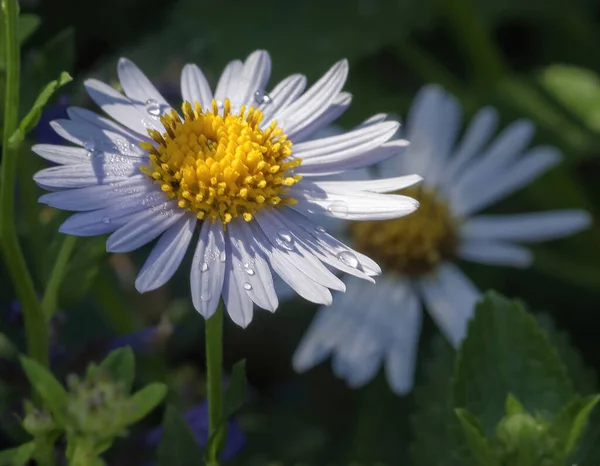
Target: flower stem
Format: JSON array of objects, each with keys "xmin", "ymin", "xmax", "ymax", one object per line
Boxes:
[
  {"xmin": 205, "ymin": 302, "xmax": 225, "ymax": 465},
  {"xmin": 41, "ymin": 234, "xmax": 77, "ymax": 319},
  {"xmin": 0, "ymin": 0, "xmax": 50, "ymax": 367}
]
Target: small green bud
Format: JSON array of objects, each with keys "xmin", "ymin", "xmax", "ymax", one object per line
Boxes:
[{"xmin": 22, "ymin": 401, "xmax": 56, "ymax": 436}]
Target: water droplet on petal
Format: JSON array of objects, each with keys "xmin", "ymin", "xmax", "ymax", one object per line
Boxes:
[
  {"xmin": 219, "ymin": 251, "xmax": 226, "ymax": 262},
  {"xmin": 254, "ymin": 89, "xmax": 272, "ymax": 105},
  {"xmin": 83, "ymin": 141, "xmax": 96, "ymax": 154},
  {"xmin": 200, "ymin": 291, "xmax": 212, "ymax": 302},
  {"xmin": 246, "ymin": 268, "xmax": 255, "ymax": 276},
  {"xmin": 102, "ymin": 216, "xmax": 111, "ymax": 224},
  {"xmin": 337, "ymin": 250, "xmax": 358, "ymax": 268},
  {"xmin": 278, "ymin": 229, "xmax": 293, "ymax": 242},
  {"xmin": 243, "ymin": 282, "xmax": 252, "ymax": 291},
  {"xmin": 145, "ymin": 99, "xmax": 161, "ymax": 116},
  {"xmin": 315, "ymin": 225, "xmax": 326, "ymax": 233},
  {"xmin": 200, "ymin": 262, "xmax": 209, "ymax": 272},
  {"xmin": 327, "ymin": 201, "xmax": 349, "ymax": 217},
  {"xmin": 216, "ymin": 100, "xmax": 224, "ymax": 109}
]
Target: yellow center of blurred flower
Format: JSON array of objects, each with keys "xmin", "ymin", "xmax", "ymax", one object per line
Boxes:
[
  {"xmin": 139, "ymin": 99, "xmax": 301, "ymax": 224},
  {"xmin": 349, "ymin": 187, "xmax": 458, "ymax": 276}
]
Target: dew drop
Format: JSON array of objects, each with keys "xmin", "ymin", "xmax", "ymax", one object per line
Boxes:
[
  {"xmin": 200, "ymin": 291, "xmax": 212, "ymax": 302},
  {"xmin": 315, "ymin": 225, "xmax": 326, "ymax": 233},
  {"xmin": 102, "ymin": 216, "xmax": 111, "ymax": 224},
  {"xmin": 219, "ymin": 251, "xmax": 226, "ymax": 262},
  {"xmin": 145, "ymin": 99, "xmax": 161, "ymax": 116},
  {"xmin": 327, "ymin": 201, "xmax": 349, "ymax": 217},
  {"xmin": 245, "ymin": 267, "xmax": 255, "ymax": 276},
  {"xmin": 243, "ymin": 282, "xmax": 252, "ymax": 291},
  {"xmin": 278, "ymin": 229, "xmax": 293, "ymax": 243},
  {"xmin": 216, "ymin": 100, "xmax": 224, "ymax": 109},
  {"xmin": 254, "ymin": 89, "xmax": 272, "ymax": 105},
  {"xmin": 337, "ymin": 250, "xmax": 359, "ymax": 268},
  {"xmin": 83, "ymin": 141, "xmax": 96, "ymax": 154},
  {"xmin": 200, "ymin": 262, "xmax": 209, "ymax": 272}
]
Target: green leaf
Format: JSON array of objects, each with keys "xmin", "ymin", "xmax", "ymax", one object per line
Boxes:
[
  {"xmin": 18, "ymin": 14, "xmax": 40, "ymax": 44},
  {"xmin": 452, "ymin": 291, "xmax": 573, "ymax": 436},
  {"xmin": 122, "ymin": 383, "xmax": 167, "ymax": 426},
  {"xmin": 9, "ymin": 71, "xmax": 72, "ymax": 147},
  {"xmin": 505, "ymin": 394, "xmax": 525, "ymax": 416},
  {"xmin": 455, "ymin": 409, "xmax": 499, "ymax": 466},
  {"xmin": 224, "ymin": 359, "xmax": 247, "ymax": 418},
  {"xmin": 539, "ymin": 64, "xmax": 600, "ymax": 135},
  {"xmin": 156, "ymin": 405, "xmax": 204, "ymax": 466},
  {"xmin": 19, "ymin": 356, "xmax": 68, "ymax": 425},
  {"xmin": 552, "ymin": 395, "xmax": 600, "ymax": 460},
  {"xmin": 410, "ymin": 335, "xmax": 464, "ymax": 466},
  {"xmin": 0, "ymin": 442, "xmax": 36, "ymax": 466},
  {"xmin": 99, "ymin": 346, "xmax": 135, "ymax": 393}
]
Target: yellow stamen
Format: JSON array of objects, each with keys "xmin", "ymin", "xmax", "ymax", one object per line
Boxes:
[
  {"xmin": 139, "ymin": 98, "xmax": 301, "ymax": 225},
  {"xmin": 349, "ymin": 187, "xmax": 458, "ymax": 276}
]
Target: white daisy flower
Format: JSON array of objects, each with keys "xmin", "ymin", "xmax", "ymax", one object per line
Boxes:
[
  {"xmin": 292, "ymin": 84, "xmax": 592, "ymax": 395},
  {"xmin": 32, "ymin": 50, "xmax": 421, "ymax": 327}
]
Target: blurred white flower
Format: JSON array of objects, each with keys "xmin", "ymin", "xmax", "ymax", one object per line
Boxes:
[
  {"xmin": 293, "ymin": 84, "xmax": 592, "ymax": 395},
  {"xmin": 32, "ymin": 50, "xmax": 421, "ymax": 327}
]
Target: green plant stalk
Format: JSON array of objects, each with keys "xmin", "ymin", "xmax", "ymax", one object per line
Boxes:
[
  {"xmin": 41, "ymin": 235, "xmax": 76, "ymax": 319},
  {"xmin": 438, "ymin": 0, "xmax": 508, "ymax": 85},
  {"xmin": 0, "ymin": 0, "xmax": 49, "ymax": 367},
  {"xmin": 205, "ymin": 302, "xmax": 225, "ymax": 465}
]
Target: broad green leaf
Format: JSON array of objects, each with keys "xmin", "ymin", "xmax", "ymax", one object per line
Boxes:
[
  {"xmin": 122, "ymin": 383, "xmax": 167, "ymax": 426},
  {"xmin": 19, "ymin": 356, "xmax": 68, "ymax": 425},
  {"xmin": 18, "ymin": 14, "xmax": 40, "ymax": 44},
  {"xmin": 99, "ymin": 346, "xmax": 135, "ymax": 394},
  {"xmin": 0, "ymin": 442, "xmax": 36, "ymax": 466},
  {"xmin": 156, "ymin": 405, "xmax": 203, "ymax": 466},
  {"xmin": 9, "ymin": 71, "xmax": 72, "ymax": 147},
  {"xmin": 551, "ymin": 395, "xmax": 600, "ymax": 460},
  {"xmin": 455, "ymin": 409, "xmax": 499, "ymax": 466},
  {"xmin": 224, "ymin": 359, "xmax": 247, "ymax": 418},
  {"xmin": 452, "ymin": 291, "xmax": 573, "ymax": 436},
  {"xmin": 539, "ymin": 64, "xmax": 600, "ymax": 135},
  {"xmin": 410, "ymin": 335, "xmax": 464, "ymax": 466}
]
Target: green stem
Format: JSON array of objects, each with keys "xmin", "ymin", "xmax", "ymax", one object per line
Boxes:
[
  {"xmin": 0, "ymin": 0, "xmax": 49, "ymax": 367},
  {"xmin": 41, "ymin": 235, "xmax": 76, "ymax": 319},
  {"xmin": 438, "ymin": 0, "xmax": 508, "ymax": 85},
  {"xmin": 205, "ymin": 302, "xmax": 224, "ymax": 465}
]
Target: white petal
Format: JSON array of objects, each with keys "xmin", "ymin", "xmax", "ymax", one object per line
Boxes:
[
  {"xmin": 84, "ymin": 78, "xmax": 163, "ymax": 135},
  {"xmin": 213, "ymin": 60, "xmax": 243, "ymax": 106},
  {"xmin": 440, "ymin": 106, "xmax": 499, "ymax": 192},
  {"xmin": 59, "ymin": 191, "xmax": 167, "ymax": 236},
  {"xmin": 417, "ymin": 263, "xmax": 480, "ymax": 347},
  {"xmin": 39, "ymin": 175, "xmax": 153, "ymax": 211},
  {"xmin": 289, "ymin": 92, "xmax": 352, "ymax": 143},
  {"xmin": 453, "ymin": 119, "xmax": 535, "ymax": 189},
  {"xmin": 460, "ymin": 210, "xmax": 592, "ymax": 243},
  {"xmin": 293, "ymin": 120, "xmax": 399, "ymax": 159},
  {"xmin": 49, "ymin": 119, "xmax": 146, "ymax": 157},
  {"xmin": 34, "ymin": 158, "xmax": 143, "ymax": 189},
  {"xmin": 383, "ymin": 282, "xmax": 422, "ymax": 395},
  {"xmin": 222, "ymin": 241, "xmax": 255, "ymax": 328},
  {"xmin": 117, "ymin": 58, "xmax": 171, "ymax": 108},
  {"xmin": 271, "ymin": 207, "xmax": 375, "ymax": 282},
  {"xmin": 66, "ymin": 106, "xmax": 148, "ymax": 143},
  {"xmin": 457, "ymin": 240, "xmax": 533, "ymax": 267},
  {"xmin": 180, "ymin": 64, "xmax": 213, "ymax": 108},
  {"xmin": 249, "ymin": 222, "xmax": 333, "ymax": 305},
  {"xmin": 310, "ymin": 174, "xmax": 422, "ymax": 194},
  {"xmin": 255, "ymin": 210, "xmax": 346, "ymax": 292},
  {"xmin": 135, "ymin": 215, "xmax": 196, "ymax": 292},
  {"xmin": 291, "ymin": 182, "xmax": 419, "ymax": 220},
  {"xmin": 297, "ymin": 139, "xmax": 409, "ymax": 176},
  {"xmin": 260, "ymin": 74, "xmax": 307, "ymax": 124},
  {"xmin": 32, "ymin": 144, "xmax": 90, "ymax": 165},
  {"xmin": 106, "ymin": 201, "xmax": 183, "ymax": 252},
  {"xmin": 190, "ymin": 221, "xmax": 227, "ymax": 319},
  {"xmin": 451, "ymin": 146, "xmax": 561, "ymax": 217},
  {"xmin": 229, "ymin": 50, "xmax": 272, "ymax": 109},
  {"xmin": 227, "ymin": 218, "xmax": 278, "ymax": 312},
  {"xmin": 276, "ymin": 60, "xmax": 348, "ymax": 138}
]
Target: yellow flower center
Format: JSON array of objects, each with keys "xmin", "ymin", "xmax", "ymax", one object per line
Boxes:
[
  {"xmin": 139, "ymin": 99, "xmax": 302, "ymax": 224},
  {"xmin": 349, "ymin": 187, "xmax": 458, "ymax": 276}
]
